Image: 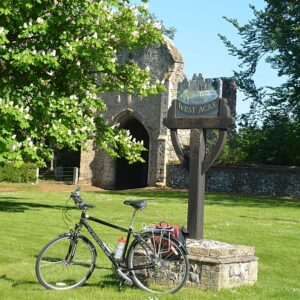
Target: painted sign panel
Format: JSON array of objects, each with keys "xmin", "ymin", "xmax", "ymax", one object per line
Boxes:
[{"xmin": 175, "ymin": 77, "xmax": 222, "ymax": 118}]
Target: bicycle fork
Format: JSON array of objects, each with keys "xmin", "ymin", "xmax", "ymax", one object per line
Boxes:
[
  {"xmin": 64, "ymin": 239, "xmax": 78, "ymax": 265},
  {"xmin": 64, "ymin": 224, "xmax": 82, "ymax": 265}
]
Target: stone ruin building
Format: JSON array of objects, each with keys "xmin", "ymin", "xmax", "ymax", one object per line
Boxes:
[{"xmin": 78, "ymin": 38, "xmax": 236, "ymax": 189}]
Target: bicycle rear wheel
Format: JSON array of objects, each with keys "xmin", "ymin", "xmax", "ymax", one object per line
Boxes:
[
  {"xmin": 127, "ymin": 233, "xmax": 189, "ymax": 293},
  {"xmin": 36, "ymin": 234, "xmax": 96, "ymax": 290}
]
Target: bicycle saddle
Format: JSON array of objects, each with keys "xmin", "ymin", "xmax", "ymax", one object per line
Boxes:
[{"xmin": 123, "ymin": 200, "xmax": 148, "ymax": 210}]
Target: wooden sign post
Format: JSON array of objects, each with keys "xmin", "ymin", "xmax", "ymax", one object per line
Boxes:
[{"xmin": 163, "ymin": 79, "xmax": 234, "ymax": 239}]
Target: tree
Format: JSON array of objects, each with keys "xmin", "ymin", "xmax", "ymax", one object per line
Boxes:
[
  {"xmin": 219, "ymin": 0, "xmax": 300, "ymax": 166},
  {"xmin": 146, "ymin": 12, "xmax": 176, "ymax": 39},
  {"xmin": 0, "ymin": 0, "xmax": 164, "ymax": 166},
  {"xmin": 230, "ymin": 117, "xmax": 300, "ymax": 165},
  {"xmin": 219, "ymin": 0, "xmax": 300, "ymax": 125}
]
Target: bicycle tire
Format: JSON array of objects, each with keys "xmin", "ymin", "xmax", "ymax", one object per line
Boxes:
[
  {"xmin": 127, "ymin": 233, "xmax": 189, "ymax": 293},
  {"xmin": 36, "ymin": 233, "xmax": 96, "ymax": 290}
]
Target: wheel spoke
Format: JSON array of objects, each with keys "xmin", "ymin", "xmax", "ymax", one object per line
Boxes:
[
  {"xmin": 128, "ymin": 234, "xmax": 189, "ymax": 293},
  {"xmin": 36, "ymin": 235, "xmax": 96, "ymax": 290}
]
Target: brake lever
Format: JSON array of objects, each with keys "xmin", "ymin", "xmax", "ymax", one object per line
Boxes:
[{"xmin": 70, "ymin": 191, "xmax": 96, "ymax": 209}]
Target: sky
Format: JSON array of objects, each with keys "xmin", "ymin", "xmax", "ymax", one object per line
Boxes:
[{"xmin": 144, "ymin": 0, "xmax": 280, "ymax": 115}]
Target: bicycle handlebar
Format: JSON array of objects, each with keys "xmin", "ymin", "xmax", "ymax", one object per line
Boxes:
[{"xmin": 70, "ymin": 188, "xmax": 96, "ymax": 210}]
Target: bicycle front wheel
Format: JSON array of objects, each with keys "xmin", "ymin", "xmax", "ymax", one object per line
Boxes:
[
  {"xmin": 127, "ymin": 233, "xmax": 189, "ymax": 293},
  {"xmin": 36, "ymin": 234, "xmax": 96, "ymax": 290}
]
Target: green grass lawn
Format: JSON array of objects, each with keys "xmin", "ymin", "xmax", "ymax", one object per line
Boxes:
[{"xmin": 0, "ymin": 183, "xmax": 299, "ymax": 300}]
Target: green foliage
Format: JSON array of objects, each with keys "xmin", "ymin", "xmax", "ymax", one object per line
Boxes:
[
  {"xmin": 234, "ymin": 116, "xmax": 300, "ymax": 166},
  {"xmin": 214, "ymin": 135, "xmax": 243, "ymax": 165},
  {"xmin": 0, "ymin": 0, "xmax": 164, "ymax": 165},
  {"xmin": 142, "ymin": 12, "xmax": 177, "ymax": 39},
  {"xmin": 215, "ymin": 115, "xmax": 300, "ymax": 166},
  {"xmin": 0, "ymin": 162, "xmax": 37, "ymax": 182},
  {"xmin": 219, "ymin": 0, "xmax": 300, "ymax": 124},
  {"xmin": 205, "ymin": 130, "xmax": 243, "ymax": 166}
]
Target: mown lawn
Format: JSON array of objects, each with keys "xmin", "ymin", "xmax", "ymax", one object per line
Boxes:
[{"xmin": 0, "ymin": 183, "xmax": 299, "ymax": 300}]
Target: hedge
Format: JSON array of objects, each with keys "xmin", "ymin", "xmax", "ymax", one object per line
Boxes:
[{"xmin": 0, "ymin": 163, "xmax": 37, "ymax": 183}]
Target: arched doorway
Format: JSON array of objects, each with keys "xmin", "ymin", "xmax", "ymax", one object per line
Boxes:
[
  {"xmin": 55, "ymin": 147, "xmax": 81, "ymax": 168},
  {"xmin": 116, "ymin": 118, "xmax": 149, "ymax": 189}
]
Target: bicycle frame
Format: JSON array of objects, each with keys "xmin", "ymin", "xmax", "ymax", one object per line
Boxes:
[
  {"xmin": 76, "ymin": 210, "xmax": 138, "ymax": 269},
  {"xmin": 36, "ymin": 195, "xmax": 190, "ymax": 293}
]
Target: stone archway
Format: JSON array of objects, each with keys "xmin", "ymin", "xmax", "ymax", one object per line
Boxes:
[{"xmin": 115, "ymin": 118, "xmax": 149, "ymax": 189}]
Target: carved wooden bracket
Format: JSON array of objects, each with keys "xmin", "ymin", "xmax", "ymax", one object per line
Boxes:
[{"xmin": 164, "ymin": 98, "xmax": 234, "ymax": 173}]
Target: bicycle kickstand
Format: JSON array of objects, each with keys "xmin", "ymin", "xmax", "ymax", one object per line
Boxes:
[
  {"xmin": 118, "ymin": 279, "xmax": 125, "ymax": 291},
  {"xmin": 117, "ymin": 270, "xmax": 133, "ymax": 291}
]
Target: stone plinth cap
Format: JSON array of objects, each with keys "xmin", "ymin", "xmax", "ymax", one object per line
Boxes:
[{"xmin": 186, "ymin": 239, "xmax": 258, "ymax": 264}]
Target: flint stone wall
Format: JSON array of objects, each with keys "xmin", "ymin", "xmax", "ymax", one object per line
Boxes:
[{"xmin": 166, "ymin": 164, "xmax": 300, "ymax": 198}]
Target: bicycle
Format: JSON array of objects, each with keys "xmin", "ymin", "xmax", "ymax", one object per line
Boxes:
[{"xmin": 35, "ymin": 188, "xmax": 189, "ymax": 293}]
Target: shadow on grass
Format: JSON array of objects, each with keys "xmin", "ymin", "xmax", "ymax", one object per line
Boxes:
[
  {"xmin": 82, "ymin": 272, "xmax": 140, "ymax": 292},
  {"xmin": 99, "ymin": 189, "xmax": 300, "ymax": 209},
  {"xmin": 98, "ymin": 189, "xmax": 188, "ymax": 201},
  {"xmin": 0, "ymin": 273, "xmax": 138, "ymax": 295},
  {"xmin": 0, "ymin": 197, "xmax": 66, "ymax": 213},
  {"xmin": 0, "ymin": 273, "xmax": 127, "ymax": 291},
  {"xmin": 238, "ymin": 214, "xmax": 300, "ymax": 223},
  {"xmin": 83, "ymin": 273, "xmax": 121, "ymax": 289},
  {"xmin": 205, "ymin": 193, "xmax": 300, "ymax": 208},
  {"xmin": 0, "ymin": 274, "xmax": 37, "ymax": 288}
]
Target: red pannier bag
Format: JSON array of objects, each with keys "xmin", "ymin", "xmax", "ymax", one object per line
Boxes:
[{"xmin": 150, "ymin": 222, "xmax": 188, "ymax": 258}]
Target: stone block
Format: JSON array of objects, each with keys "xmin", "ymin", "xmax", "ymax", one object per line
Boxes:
[
  {"xmin": 186, "ymin": 239, "xmax": 258, "ymax": 291},
  {"xmin": 248, "ymin": 260, "xmax": 258, "ymax": 283}
]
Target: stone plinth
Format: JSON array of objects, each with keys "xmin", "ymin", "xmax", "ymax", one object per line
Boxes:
[{"xmin": 186, "ymin": 239, "xmax": 258, "ymax": 290}]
